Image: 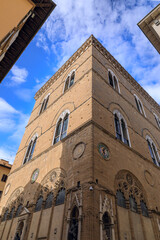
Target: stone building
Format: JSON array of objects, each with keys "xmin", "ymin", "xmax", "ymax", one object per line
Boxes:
[
  {"xmin": 0, "ymin": 160, "xmax": 12, "ymax": 200},
  {"xmin": 0, "ymin": 35, "xmax": 160, "ymax": 240}
]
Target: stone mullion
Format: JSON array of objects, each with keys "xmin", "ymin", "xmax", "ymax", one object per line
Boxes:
[
  {"xmin": 126, "ymin": 200, "xmax": 135, "ymax": 240},
  {"xmin": 35, "ymin": 201, "xmax": 45, "ymax": 239},
  {"xmin": 47, "ymin": 203, "xmax": 55, "ymax": 239},
  {"xmin": 115, "ymin": 199, "xmax": 121, "ymax": 240},
  {"xmin": 139, "ymin": 205, "xmax": 147, "ymax": 240},
  {"xmin": 150, "ymin": 213, "xmax": 159, "ymax": 240}
]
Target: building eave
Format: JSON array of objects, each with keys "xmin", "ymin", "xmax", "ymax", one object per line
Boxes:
[{"xmin": 0, "ymin": 0, "xmax": 56, "ymax": 83}]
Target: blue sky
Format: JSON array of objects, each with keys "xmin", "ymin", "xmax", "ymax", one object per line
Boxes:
[{"xmin": 0, "ymin": 0, "xmax": 160, "ymax": 164}]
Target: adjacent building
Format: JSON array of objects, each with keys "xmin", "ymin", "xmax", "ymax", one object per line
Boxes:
[
  {"xmin": 138, "ymin": 4, "xmax": 160, "ymax": 54},
  {"xmin": 0, "ymin": 160, "xmax": 12, "ymax": 200},
  {"xmin": 0, "ymin": 35, "xmax": 160, "ymax": 240},
  {"xmin": 0, "ymin": 0, "xmax": 56, "ymax": 83}
]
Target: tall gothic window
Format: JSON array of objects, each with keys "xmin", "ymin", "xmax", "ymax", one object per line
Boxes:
[
  {"xmin": 68, "ymin": 206, "xmax": 79, "ymax": 240},
  {"xmin": 2, "ymin": 209, "xmax": 8, "ymax": 221},
  {"xmin": 134, "ymin": 95, "xmax": 146, "ymax": 116},
  {"xmin": 15, "ymin": 204, "xmax": 23, "ymax": 217},
  {"xmin": 129, "ymin": 195, "xmax": 138, "ymax": 213},
  {"xmin": 114, "ymin": 111, "xmax": 130, "ymax": 146},
  {"xmin": 23, "ymin": 135, "xmax": 37, "ymax": 164},
  {"xmin": 44, "ymin": 192, "xmax": 54, "ymax": 209},
  {"xmin": 102, "ymin": 212, "xmax": 112, "ymax": 240},
  {"xmin": 147, "ymin": 136, "xmax": 160, "ymax": 167},
  {"xmin": 140, "ymin": 200, "xmax": 149, "ymax": 217},
  {"xmin": 55, "ymin": 188, "xmax": 65, "ymax": 206},
  {"xmin": 39, "ymin": 94, "xmax": 50, "ymax": 115},
  {"xmin": 154, "ymin": 113, "xmax": 160, "ymax": 129},
  {"xmin": 53, "ymin": 110, "xmax": 69, "ymax": 144},
  {"xmin": 116, "ymin": 190, "xmax": 126, "ymax": 208},
  {"xmin": 108, "ymin": 70, "xmax": 120, "ymax": 93},
  {"xmin": 8, "ymin": 207, "xmax": 15, "ymax": 220},
  {"xmin": 64, "ymin": 71, "xmax": 75, "ymax": 93},
  {"xmin": 35, "ymin": 196, "xmax": 43, "ymax": 212}
]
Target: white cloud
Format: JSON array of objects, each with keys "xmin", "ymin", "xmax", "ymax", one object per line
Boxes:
[
  {"xmin": 35, "ymin": 0, "xmax": 160, "ymax": 103},
  {"xmin": 0, "ymin": 98, "xmax": 29, "ymax": 163},
  {"xmin": 10, "ymin": 65, "xmax": 28, "ymax": 85}
]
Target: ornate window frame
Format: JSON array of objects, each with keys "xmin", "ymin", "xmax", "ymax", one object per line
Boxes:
[
  {"xmin": 63, "ymin": 70, "xmax": 76, "ymax": 93},
  {"xmin": 53, "ymin": 110, "xmax": 70, "ymax": 145},
  {"xmin": 134, "ymin": 94, "xmax": 146, "ymax": 117},
  {"xmin": 39, "ymin": 93, "xmax": 50, "ymax": 115},
  {"xmin": 153, "ymin": 113, "xmax": 160, "ymax": 129},
  {"xmin": 108, "ymin": 69, "xmax": 120, "ymax": 93},
  {"xmin": 146, "ymin": 135, "xmax": 160, "ymax": 167},
  {"xmin": 113, "ymin": 110, "xmax": 131, "ymax": 147},
  {"xmin": 23, "ymin": 133, "xmax": 38, "ymax": 165}
]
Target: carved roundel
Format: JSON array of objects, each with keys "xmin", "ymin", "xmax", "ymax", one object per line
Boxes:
[
  {"xmin": 73, "ymin": 142, "xmax": 85, "ymax": 160},
  {"xmin": 144, "ymin": 170, "xmax": 154, "ymax": 187},
  {"xmin": 98, "ymin": 143, "xmax": 109, "ymax": 160},
  {"xmin": 4, "ymin": 183, "xmax": 11, "ymax": 195},
  {"xmin": 31, "ymin": 169, "xmax": 39, "ymax": 184}
]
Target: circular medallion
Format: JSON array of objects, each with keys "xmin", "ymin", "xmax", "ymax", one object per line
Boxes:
[
  {"xmin": 98, "ymin": 143, "xmax": 109, "ymax": 160},
  {"xmin": 144, "ymin": 170, "xmax": 154, "ymax": 187},
  {"xmin": 73, "ymin": 142, "xmax": 85, "ymax": 160},
  {"xmin": 4, "ymin": 183, "xmax": 11, "ymax": 195},
  {"xmin": 50, "ymin": 171, "xmax": 57, "ymax": 182},
  {"xmin": 31, "ymin": 169, "xmax": 39, "ymax": 184}
]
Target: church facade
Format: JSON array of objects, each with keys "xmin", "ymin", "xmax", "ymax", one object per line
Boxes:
[{"xmin": 0, "ymin": 35, "xmax": 160, "ymax": 240}]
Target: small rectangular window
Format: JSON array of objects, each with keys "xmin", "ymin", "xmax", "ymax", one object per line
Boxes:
[{"xmin": 1, "ymin": 174, "xmax": 8, "ymax": 182}]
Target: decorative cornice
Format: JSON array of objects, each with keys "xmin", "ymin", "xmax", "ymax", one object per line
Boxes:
[{"xmin": 35, "ymin": 35, "xmax": 160, "ymax": 113}]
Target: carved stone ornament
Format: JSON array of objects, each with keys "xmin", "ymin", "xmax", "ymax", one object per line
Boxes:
[
  {"xmin": 144, "ymin": 170, "xmax": 155, "ymax": 187},
  {"xmin": 31, "ymin": 169, "xmax": 39, "ymax": 184},
  {"xmin": 73, "ymin": 142, "xmax": 85, "ymax": 160},
  {"xmin": 115, "ymin": 170, "xmax": 146, "ymax": 203},
  {"xmin": 41, "ymin": 168, "xmax": 67, "ymax": 190},
  {"xmin": 4, "ymin": 183, "xmax": 11, "ymax": 195},
  {"xmin": 98, "ymin": 143, "xmax": 110, "ymax": 160}
]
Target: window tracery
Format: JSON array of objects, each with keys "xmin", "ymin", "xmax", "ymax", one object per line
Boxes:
[
  {"xmin": 108, "ymin": 70, "xmax": 120, "ymax": 93},
  {"xmin": 53, "ymin": 110, "xmax": 69, "ymax": 144},
  {"xmin": 113, "ymin": 110, "xmax": 130, "ymax": 146},
  {"xmin": 64, "ymin": 70, "xmax": 75, "ymax": 93},
  {"xmin": 153, "ymin": 113, "xmax": 160, "ymax": 129},
  {"xmin": 35, "ymin": 196, "xmax": 43, "ymax": 212},
  {"xmin": 146, "ymin": 135, "xmax": 160, "ymax": 167},
  {"xmin": 15, "ymin": 204, "xmax": 23, "ymax": 217},
  {"xmin": 134, "ymin": 94, "xmax": 146, "ymax": 116},
  {"xmin": 23, "ymin": 134, "xmax": 38, "ymax": 164},
  {"xmin": 39, "ymin": 94, "xmax": 50, "ymax": 115},
  {"xmin": 44, "ymin": 192, "xmax": 53, "ymax": 209},
  {"xmin": 55, "ymin": 188, "xmax": 65, "ymax": 206},
  {"xmin": 115, "ymin": 170, "xmax": 149, "ymax": 217}
]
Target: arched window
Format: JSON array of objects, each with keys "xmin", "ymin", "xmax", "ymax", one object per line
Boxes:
[
  {"xmin": 44, "ymin": 192, "xmax": 54, "ymax": 209},
  {"xmin": 2, "ymin": 209, "xmax": 8, "ymax": 221},
  {"xmin": 108, "ymin": 70, "xmax": 120, "ymax": 93},
  {"xmin": 15, "ymin": 204, "xmax": 23, "ymax": 217},
  {"xmin": 55, "ymin": 188, "xmax": 65, "ymax": 206},
  {"xmin": 146, "ymin": 136, "xmax": 160, "ymax": 167},
  {"xmin": 14, "ymin": 221, "xmax": 24, "ymax": 240},
  {"xmin": 134, "ymin": 95, "xmax": 146, "ymax": 116},
  {"xmin": 140, "ymin": 200, "xmax": 149, "ymax": 217},
  {"xmin": 68, "ymin": 206, "xmax": 79, "ymax": 240},
  {"xmin": 116, "ymin": 190, "xmax": 126, "ymax": 208},
  {"xmin": 53, "ymin": 110, "xmax": 69, "ymax": 144},
  {"xmin": 102, "ymin": 212, "xmax": 112, "ymax": 240},
  {"xmin": 129, "ymin": 195, "xmax": 138, "ymax": 213},
  {"xmin": 154, "ymin": 113, "xmax": 160, "ymax": 129},
  {"xmin": 39, "ymin": 94, "xmax": 50, "ymax": 115},
  {"xmin": 114, "ymin": 111, "xmax": 130, "ymax": 146},
  {"xmin": 8, "ymin": 207, "xmax": 15, "ymax": 220},
  {"xmin": 23, "ymin": 134, "xmax": 38, "ymax": 164},
  {"xmin": 35, "ymin": 196, "xmax": 43, "ymax": 212},
  {"xmin": 64, "ymin": 70, "xmax": 75, "ymax": 93}
]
